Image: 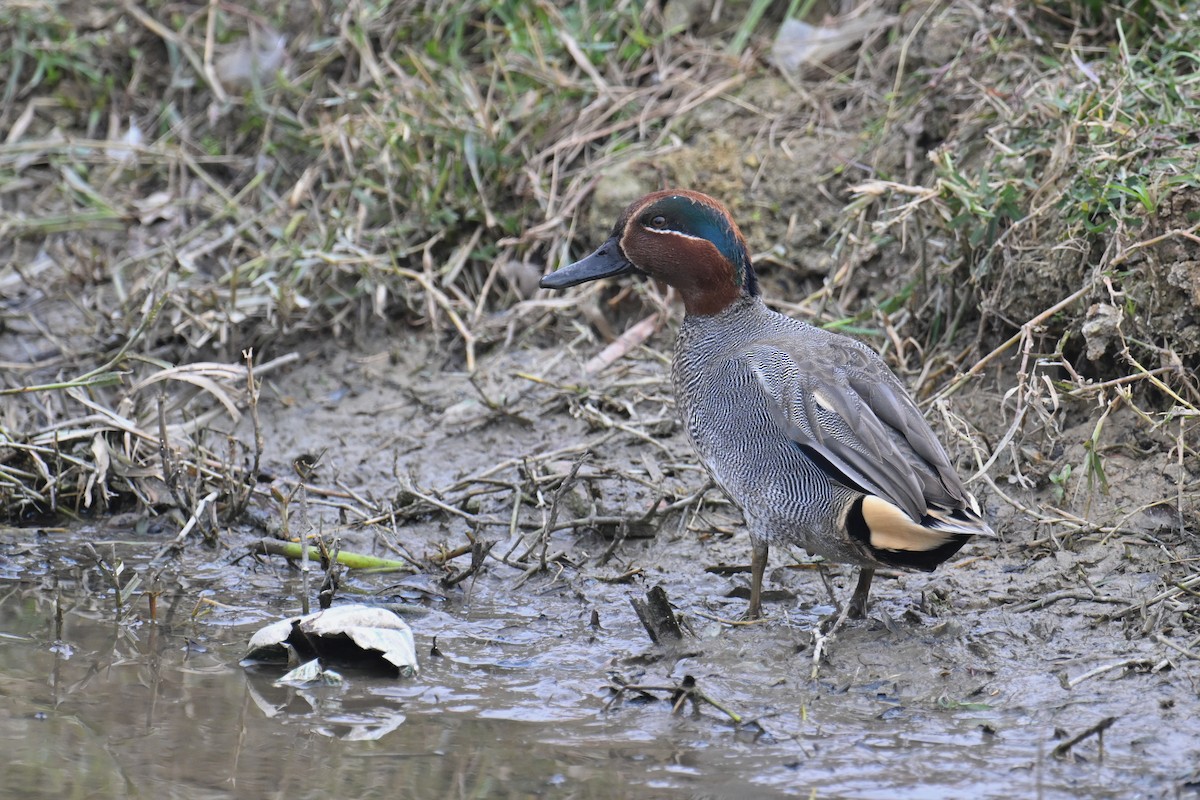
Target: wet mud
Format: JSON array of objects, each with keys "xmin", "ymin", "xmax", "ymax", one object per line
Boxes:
[{"xmin": 3, "ymin": 329, "xmax": 1197, "ymax": 799}]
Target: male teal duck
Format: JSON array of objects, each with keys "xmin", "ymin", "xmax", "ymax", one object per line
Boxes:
[{"xmin": 540, "ymin": 189, "xmax": 991, "ymax": 619}]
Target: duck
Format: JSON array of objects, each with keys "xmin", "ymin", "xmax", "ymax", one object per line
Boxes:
[{"xmin": 540, "ymin": 189, "xmax": 992, "ymax": 619}]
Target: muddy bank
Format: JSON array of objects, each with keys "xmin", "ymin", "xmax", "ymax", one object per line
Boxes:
[
  {"xmin": 7, "ymin": 324, "xmax": 1198, "ymax": 798},
  {"xmin": 3, "ymin": 1, "xmax": 1199, "ymax": 797}
]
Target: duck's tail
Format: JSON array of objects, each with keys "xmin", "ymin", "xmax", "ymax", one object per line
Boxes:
[{"xmin": 847, "ymin": 493, "xmax": 993, "ymax": 572}]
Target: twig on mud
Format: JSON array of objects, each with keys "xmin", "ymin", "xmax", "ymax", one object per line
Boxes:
[
  {"xmin": 273, "ymin": 481, "xmax": 379, "ymax": 522},
  {"xmin": 691, "ymin": 609, "xmax": 768, "ymax": 627},
  {"xmin": 1155, "ymin": 633, "xmax": 1200, "ymax": 662},
  {"xmin": 584, "ymin": 312, "xmax": 660, "ymax": 375},
  {"xmin": 811, "ymin": 605, "xmax": 856, "ymax": 680},
  {"xmin": 1104, "ymin": 574, "xmax": 1200, "ymax": 621},
  {"xmin": 395, "ymin": 477, "xmax": 496, "ymax": 524},
  {"xmin": 593, "ymin": 567, "xmax": 644, "ymax": 583},
  {"xmin": 333, "ymin": 479, "xmax": 380, "ymax": 516},
  {"xmin": 442, "ymin": 539, "xmax": 495, "ymax": 588},
  {"xmin": 605, "ymin": 674, "xmax": 759, "ymax": 730},
  {"xmin": 1064, "ymin": 658, "xmax": 1156, "ymax": 689},
  {"xmin": 1007, "ymin": 589, "xmax": 1128, "ymax": 613},
  {"xmin": 511, "ymin": 550, "xmax": 569, "ymax": 590},
  {"xmin": 522, "ymin": 451, "xmax": 590, "ymax": 569},
  {"xmin": 445, "ymin": 433, "xmax": 618, "ymax": 489},
  {"xmin": 594, "ymin": 515, "xmax": 629, "ymax": 566},
  {"xmin": 359, "ymin": 437, "xmax": 622, "ymax": 534},
  {"xmin": 153, "ymin": 490, "xmax": 218, "ymax": 561},
  {"xmin": 575, "ymin": 403, "xmax": 677, "ymax": 456},
  {"xmin": 1051, "ymin": 716, "xmax": 1117, "ymax": 759},
  {"xmin": 669, "ymin": 676, "xmax": 749, "ymax": 726},
  {"xmin": 380, "ymin": 511, "xmax": 425, "ymax": 569},
  {"xmin": 976, "ymin": 470, "xmax": 1168, "ymax": 545},
  {"xmin": 467, "ymin": 375, "xmax": 535, "ymax": 426}
]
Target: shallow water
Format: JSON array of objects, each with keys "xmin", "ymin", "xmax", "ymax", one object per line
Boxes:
[{"xmin": 2, "ymin": 527, "xmax": 1197, "ymax": 800}]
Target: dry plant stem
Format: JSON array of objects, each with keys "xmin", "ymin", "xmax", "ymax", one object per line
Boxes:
[
  {"xmin": 391, "ymin": 265, "xmax": 477, "ymax": 372},
  {"xmin": 227, "ymin": 348, "xmax": 264, "ymax": 520},
  {"xmin": 605, "ymin": 678, "xmax": 749, "ymax": 727},
  {"xmin": 467, "ymin": 375, "xmax": 534, "ymax": 426},
  {"xmin": 0, "ymin": 294, "xmax": 169, "ymax": 397},
  {"xmin": 1051, "ymin": 717, "xmax": 1117, "ymax": 759},
  {"xmin": 1066, "ymin": 659, "xmax": 1154, "ymax": 689},
  {"xmin": 299, "ymin": 520, "xmax": 310, "ymax": 615},
  {"xmin": 929, "ymin": 279, "xmax": 1097, "ymax": 406},
  {"xmin": 690, "ymin": 610, "xmax": 768, "ymax": 627},
  {"xmin": 442, "ymin": 540, "xmax": 495, "ymax": 588},
  {"xmin": 430, "ymin": 542, "xmax": 475, "ymax": 566},
  {"xmin": 1154, "ymin": 633, "xmax": 1200, "ymax": 661},
  {"xmin": 201, "ymin": 0, "xmax": 231, "ymax": 104},
  {"xmin": 154, "ymin": 491, "xmax": 219, "ymax": 561},
  {"xmin": 810, "ymin": 604, "xmax": 854, "ymax": 680},
  {"xmin": 298, "ymin": 486, "xmax": 314, "ymax": 614},
  {"xmin": 8, "ymin": 352, "xmax": 295, "ymax": 520},
  {"xmin": 932, "ymin": 221, "xmax": 1200, "ymax": 407},
  {"xmin": 157, "ymin": 396, "xmax": 190, "ymax": 516},
  {"xmin": 671, "ymin": 682, "xmax": 748, "ymax": 727},
  {"xmin": 120, "ymin": 1, "xmax": 221, "ymax": 103},
  {"xmin": 1105, "ymin": 574, "xmax": 1200, "ymax": 620},
  {"xmin": 1175, "ymin": 416, "xmax": 1187, "ymax": 539},
  {"xmin": 520, "ymin": 452, "xmax": 590, "ymax": 568},
  {"xmin": 1008, "ymin": 589, "xmax": 1127, "ymax": 613},
  {"xmin": 395, "ymin": 478, "xmax": 498, "ymax": 525},
  {"xmin": 317, "ymin": 535, "xmax": 340, "ymax": 609}
]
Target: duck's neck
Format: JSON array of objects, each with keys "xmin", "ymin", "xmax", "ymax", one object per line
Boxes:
[{"xmin": 682, "ymin": 292, "xmax": 763, "ymax": 321}]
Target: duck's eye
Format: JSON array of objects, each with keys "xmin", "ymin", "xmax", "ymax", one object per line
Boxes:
[{"xmin": 649, "ymin": 215, "xmax": 667, "ymax": 228}]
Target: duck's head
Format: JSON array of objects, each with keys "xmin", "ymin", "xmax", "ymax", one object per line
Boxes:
[{"xmin": 539, "ymin": 189, "xmax": 759, "ymax": 316}]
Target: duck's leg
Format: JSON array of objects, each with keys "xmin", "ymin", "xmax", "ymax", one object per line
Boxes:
[
  {"xmin": 747, "ymin": 539, "xmax": 768, "ymax": 619},
  {"xmin": 848, "ymin": 568, "xmax": 875, "ymax": 619}
]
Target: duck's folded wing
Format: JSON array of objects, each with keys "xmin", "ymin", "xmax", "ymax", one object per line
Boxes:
[
  {"xmin": 843, "ymin": 368, "xmax": 967, "ymax": 500},
  {"xmin": 743, "ymin": 343, "xmax": 958, "ymax": 522}
]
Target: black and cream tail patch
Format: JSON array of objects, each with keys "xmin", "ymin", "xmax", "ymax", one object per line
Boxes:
[{"xmin": 847, "ymin": 495, "xmax": 989, "ymax": 572}]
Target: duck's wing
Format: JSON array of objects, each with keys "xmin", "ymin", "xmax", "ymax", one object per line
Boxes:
[{"xmin": 742, "ymin": 335, "xmax": 968, "ymax": 523}]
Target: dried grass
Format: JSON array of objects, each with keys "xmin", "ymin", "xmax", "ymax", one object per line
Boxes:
[{"xmin": 0, "ymin": 0, "xmax": 742, "ymax": 522}]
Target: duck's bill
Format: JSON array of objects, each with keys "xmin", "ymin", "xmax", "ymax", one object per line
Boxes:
[{"xmin": 539, "ymin": 238, "xmax": 639, "ymax": 289}]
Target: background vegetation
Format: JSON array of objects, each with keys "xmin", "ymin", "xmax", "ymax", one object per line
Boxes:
[{"xmin": 1, "ymin": 0, "xmax": 1197, "ymax": 527}]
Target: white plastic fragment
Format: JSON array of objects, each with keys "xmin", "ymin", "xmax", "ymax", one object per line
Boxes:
[
  {"xmin": 243, "ymin": 604, "xmax": 418, "ymax": 677},
  {"xmin": 216, "ymin": 31, "xmax": 287, "ymax": 90},
  {"xmin": 277, "ymin": 658, "xmax": 343, "ymax": 687},
  {"xmin": 771, "ymin": 11, "xmax": 892, "ymax": 72}
]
